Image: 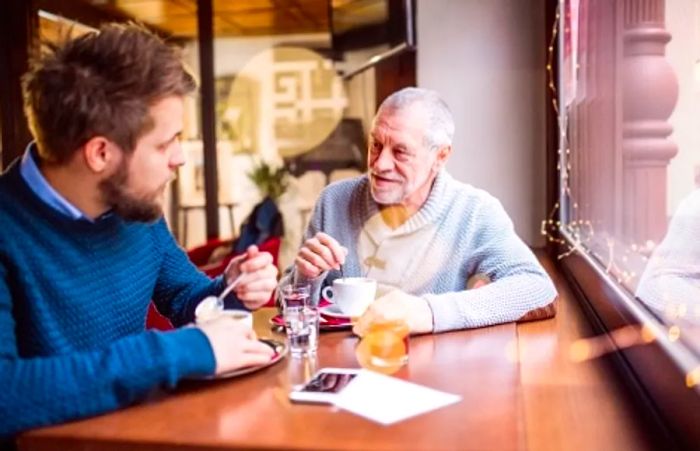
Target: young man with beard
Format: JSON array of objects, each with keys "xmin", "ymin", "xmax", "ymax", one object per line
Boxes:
[
  {"xmin": 282, "ymin": 87, "xmax": 557, "ymax": 336},
  {"xmin": 0, "ymin": 24, "xmax": 278, "ymax": 437}
]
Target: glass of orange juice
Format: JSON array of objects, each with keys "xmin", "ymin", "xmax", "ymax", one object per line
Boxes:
[{"xmin": 355, "ymin": 319, "xmax": 410, "ymax": 374}]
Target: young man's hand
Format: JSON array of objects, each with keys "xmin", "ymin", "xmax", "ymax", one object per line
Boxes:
[
  {"xmin": 224, "ymin": 245, "xmax": 278, "ymax": 310},
  {"xmin": 198, "ymin": 317, "xmax": 274, "ymax": 374}
]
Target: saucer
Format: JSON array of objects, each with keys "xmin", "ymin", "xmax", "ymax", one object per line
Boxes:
[
  {"xmin": 320, "ymin": 304, "xmax": 351, "ymax": 319},
  {"xmin": 188, "ymin": 339, "xmax": 287, "ymax": 380},
  {"xmin": 269, "ymin": 313, "xmax": 352, "ymax": 332}
]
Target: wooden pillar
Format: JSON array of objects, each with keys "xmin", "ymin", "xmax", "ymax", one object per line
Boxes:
[
  {"xmin": 620, "ymin": 0, "xmax": 678, "ymax": 244},
  {"xmin": 375, "ymin": 50, "xmax": 416, "ymax": 109},
  {"xmin": 0, "ymin": 0, "xmax": 37, "ymax": 170},
  {"xmin": 197, "ymin": 0, "xmax": 220, "ymax": 240}
]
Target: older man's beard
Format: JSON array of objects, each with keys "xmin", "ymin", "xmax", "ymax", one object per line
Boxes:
[
  {"xmin": 99, "ymin": 161, "xmax": 164, "ymax": 223},
  {"xmin": 369, "ymin": 166, "xmax": 439, "ymax": 206},
  {"xmin": 369, "ymin": 171, "xmax": 411, "ymax": 205},
  {"xmin": 370, "ymin": 182, "xmax": 406, "ymax": 205}
]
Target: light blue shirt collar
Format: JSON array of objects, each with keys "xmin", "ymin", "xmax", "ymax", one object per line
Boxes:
[{"xmin": 19, "ymin": 143, "xmax": 92, "ymax": 221}]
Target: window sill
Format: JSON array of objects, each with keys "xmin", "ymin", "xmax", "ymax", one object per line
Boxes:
[{"xmin": 554, "ymin": 232, "xmax": 700, "ymax": 448}]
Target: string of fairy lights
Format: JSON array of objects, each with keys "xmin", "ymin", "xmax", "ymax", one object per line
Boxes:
[
  {"xmin": 544, "ymin": 3, "xmax": 700, "ymax": 387},
  {"xmin": 543, "ymin": 6, "xmax": 652, "ymax": 274},
  {"xmin": 542, "ymin": 4, "xmax": 675, "ymax": 289},
  {"xmin": 541, "ymin": 4, "xmax": 593, "ymax": 261}
]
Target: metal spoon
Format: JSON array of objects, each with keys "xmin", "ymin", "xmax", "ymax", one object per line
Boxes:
[{"xmin": 216, "ymin": 273, "xmax": 244, "ymax": 309}]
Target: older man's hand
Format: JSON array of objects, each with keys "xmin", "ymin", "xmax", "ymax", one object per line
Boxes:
[
  {"xmin": 295, "ymin": 232, "xmax": 348, "ymax": 279},
  {"xmin": 224, "ymin": 245, "xmax": 278, "ymax": 310},
  {"xmin": 353, "ymin": 289, "xmax": 434, "ymax": 336}
]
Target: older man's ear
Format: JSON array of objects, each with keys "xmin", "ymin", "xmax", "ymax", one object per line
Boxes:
[{"xmin": 437, "ymin": 144, "xmax": 452, "ymax": 163}]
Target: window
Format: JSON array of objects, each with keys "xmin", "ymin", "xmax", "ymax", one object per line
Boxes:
[{"xmin": 553, "ymin": 0, "xmax": 700, "ymax": 445}]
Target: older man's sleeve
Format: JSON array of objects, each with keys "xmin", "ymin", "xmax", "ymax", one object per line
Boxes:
[{"xmin": 424, "ymin": 198, "xmax": 558, "ymax": 333}]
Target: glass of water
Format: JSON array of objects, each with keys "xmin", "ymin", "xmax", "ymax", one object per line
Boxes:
[{"xmin": 280, "ymin": 284, "xmax": 318, "ymax": 357}]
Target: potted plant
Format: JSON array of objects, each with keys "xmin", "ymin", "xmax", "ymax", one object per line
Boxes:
[{"xmin": 246, "ymin": 159, "xmax": 289, "ymax": 202}]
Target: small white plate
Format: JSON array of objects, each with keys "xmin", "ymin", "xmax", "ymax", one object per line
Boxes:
[{"xmin": 320, "ymin": 304, "xmax": 351, "ymax": 319}]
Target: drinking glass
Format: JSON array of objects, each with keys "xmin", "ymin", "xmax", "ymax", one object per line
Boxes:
[
  {"xmin": 355, "ymin": 319, "xmax": 410, "ymax": 374},
  {"xmin": 280, "ymin": 284, "xmax": 319, "ymax": 357}
]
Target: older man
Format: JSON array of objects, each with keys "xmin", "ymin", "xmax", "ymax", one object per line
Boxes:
[
  {"xmin": 0, "ymin": 24, "xmax": 277, "ymax": 437},
  {"xmin": 283, "ymin": 87, "xmax": 557, "ymax": 335}
]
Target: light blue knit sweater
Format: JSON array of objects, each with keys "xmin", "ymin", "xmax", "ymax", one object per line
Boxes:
[{"xmin": 281, "ymin": 170, "xmax": 557, "ymax": 332}]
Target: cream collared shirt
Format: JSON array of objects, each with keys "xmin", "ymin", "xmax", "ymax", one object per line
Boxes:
[{"xmin": 358, "ymin": 212, "xmax": 441, "ymax": 296}]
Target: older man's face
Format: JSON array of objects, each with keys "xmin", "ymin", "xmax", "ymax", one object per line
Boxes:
[{"xmin": 368, "ymin": 104, "xmax": 443, "ymax": 208}]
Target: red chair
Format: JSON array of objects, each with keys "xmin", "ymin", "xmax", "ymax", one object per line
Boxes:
[
  {"xmin": 146, "ymin": 303, "xmax": 174, "ymax": 331},
  {"xmin": 146, "ymin": 237, "xmax": 282, "ymax": 330},
  {"xmin": 186, "ymin": 238, "xmax": 231, "ymax": 267}
]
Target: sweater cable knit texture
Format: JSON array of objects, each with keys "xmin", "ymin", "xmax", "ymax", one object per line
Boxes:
[{"xmin": 0, "ymin": 160, "xmax": 228, "ymax": 436}]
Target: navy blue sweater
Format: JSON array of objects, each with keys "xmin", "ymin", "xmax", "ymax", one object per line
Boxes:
[{"xmin": 0, "ymin": 160, "xmax": 228, "ymax": 436}]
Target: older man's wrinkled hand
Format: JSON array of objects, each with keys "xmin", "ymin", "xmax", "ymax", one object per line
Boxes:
[{"xmin": 294, "ymin": 232, "xmax": 348, "ymax": 279}]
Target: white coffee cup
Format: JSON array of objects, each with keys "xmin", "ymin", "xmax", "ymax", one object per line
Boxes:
[
  {"xmin": 194, "ymin": 296, "xmax": 253, "ymax": 329},
  {"xmin": 321, "ymin": 277, "xmax": 377, "ymax": 317}
]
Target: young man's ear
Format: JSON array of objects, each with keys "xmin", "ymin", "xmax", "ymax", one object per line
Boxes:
[{"xmin": 82, "ymin": 137, "xmax": 117, "ymax": 173}]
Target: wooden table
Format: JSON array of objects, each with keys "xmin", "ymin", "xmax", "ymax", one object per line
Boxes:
[{"xmin": 18, "ymin": 254, "xmax": 656, "ymax": 450}]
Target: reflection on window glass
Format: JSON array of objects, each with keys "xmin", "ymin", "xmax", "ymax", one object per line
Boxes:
[
  {"xmin": 558, "ymin": 0, "xmax": 700, "ymax": 342},
  {"xmin": 636, "ymin": 190, "xmax": 700, "ymax": 326}
]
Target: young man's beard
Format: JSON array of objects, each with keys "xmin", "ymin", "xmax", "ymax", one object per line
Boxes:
[{"xmin": 98, "ymin": 160, "xmax": 164, "ymax": 223}]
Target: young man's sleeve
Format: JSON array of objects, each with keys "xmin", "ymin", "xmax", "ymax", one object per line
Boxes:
[
  {"xmin": 150, "ymin": 219, "xmax": 244, "ymax": 326},
  {"xmin": 0, "ymin": 261, "xmax": 216, "ymax": 437}
]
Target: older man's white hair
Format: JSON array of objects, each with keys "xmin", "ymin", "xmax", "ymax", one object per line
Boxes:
[{"xmin": 377, "ymin": 87, "xmax": 455, "ymax": 150}]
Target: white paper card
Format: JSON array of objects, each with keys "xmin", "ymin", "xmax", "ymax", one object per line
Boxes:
[{"xmin": 333, "ymin": 370, "xmax": 461, "ymax": 425}]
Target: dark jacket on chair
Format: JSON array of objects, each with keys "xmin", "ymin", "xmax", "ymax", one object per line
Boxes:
[{"xmin": 233, "ymin": 196, "xmax": 284, "ymax": 253}]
